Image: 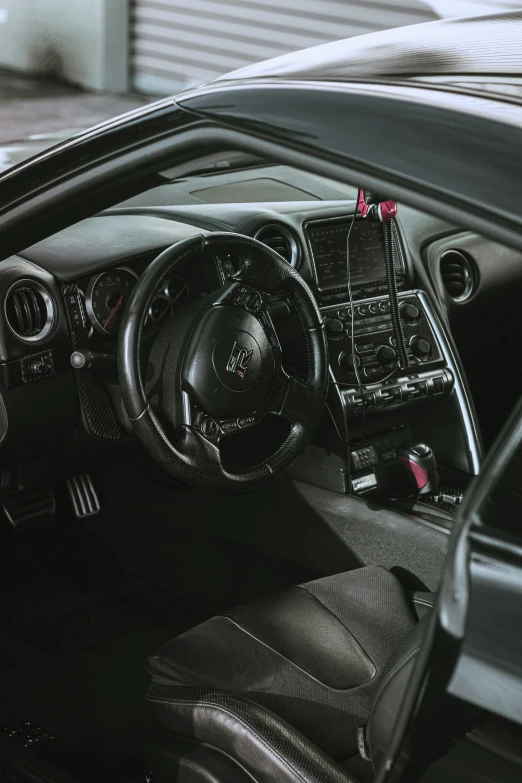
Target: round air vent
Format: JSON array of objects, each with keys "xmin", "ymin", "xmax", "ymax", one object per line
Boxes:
[
  {"xmin": 254, "ymin": 224, "xmax": 300, "ymax": 268},
  {"xmin": 5, "ymin": 280, "xmax": 55, "ymax": 342},
  {"xmin": 440, "ymin": 249, "xmax": 476, "ymax": 302}
]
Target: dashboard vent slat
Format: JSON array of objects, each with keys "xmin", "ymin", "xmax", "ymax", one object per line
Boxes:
[
  {"xmin": 440, "ymin": 250, "xmax": 476, "ymax": 302},
  {"xmin": 5, "ymin": 281, "xmax": 55, "ymax": 342},
  {"xmin": 254, "ymin": 224, "xmax": 300, "ymax": 268}
]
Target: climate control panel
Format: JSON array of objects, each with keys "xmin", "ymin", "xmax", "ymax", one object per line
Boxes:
[
  {"xmin": 341, "ymin": 367, "xmax": 453, "ymax": 416},
  {"xmin": 323, "ymin": 292, "xmax": 442, "ymax": 386}
]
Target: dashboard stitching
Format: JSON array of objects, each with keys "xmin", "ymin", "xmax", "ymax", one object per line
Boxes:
[
  {"xmin": 28, "ymin": 244, "xmax": 185, "ymax": 284},
  {"xmin": 234, "ymin": 212, "xmax": 288, "ymax": 234},
  {"xmin": 172, "ymin": 213, "xmax": 231, "ymax": 232},
  {"xmin": 110, "ymin": 209, "xmax": 233, "ymax": 232},
  {"xmin": 11, "ymin": 255, "xmax": 54, "ymax": 275}
]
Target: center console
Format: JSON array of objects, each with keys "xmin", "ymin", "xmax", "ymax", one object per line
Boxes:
[
  {"xmin": 321, "ymin": 291, "xmax": 451, "ymax": 413},
  {"xmin": 290, "ymin": 213, "xmax": 481, "ymax": 513}
]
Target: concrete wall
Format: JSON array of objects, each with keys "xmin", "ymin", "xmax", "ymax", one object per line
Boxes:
[{"xmin": 0, "ymin": 0, "xmax": 128, "ymax": 91}]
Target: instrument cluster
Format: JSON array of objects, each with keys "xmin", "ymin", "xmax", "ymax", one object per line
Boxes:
[{"xmin": 81, "ymin": 254, "xmax": 221, "ymax": 339}]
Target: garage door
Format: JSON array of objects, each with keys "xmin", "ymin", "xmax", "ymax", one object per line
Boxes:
[{"xmin": 131, "ymin": 0, "xmax": 437, "ymax": 95}]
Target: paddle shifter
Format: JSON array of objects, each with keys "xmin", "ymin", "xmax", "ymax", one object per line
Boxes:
[{"xmin": 397, "ymin": 442, "xmax": 439, "ymax": 496}]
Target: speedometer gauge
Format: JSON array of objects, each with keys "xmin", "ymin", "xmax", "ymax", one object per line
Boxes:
[{"xmin": 85, "ymin": 267, "xmax": 138, "ymax": 336}]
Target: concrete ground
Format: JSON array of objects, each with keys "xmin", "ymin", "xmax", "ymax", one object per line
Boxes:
[{"xmin": 0, "ymin": 68, "xmax": 153, "ymax": 142}]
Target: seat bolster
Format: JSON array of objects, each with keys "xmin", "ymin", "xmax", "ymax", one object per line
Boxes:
[
  {"xmin": 410, "ymin": 591, "xmax": 436, "ymax": 620},
  {"xmin": 146, "ymin": 684, "xmax": 355, "ymax": 783},
  {"xmin": 367, "ymin": 616, "xmax": 429, "ymax": 771}
]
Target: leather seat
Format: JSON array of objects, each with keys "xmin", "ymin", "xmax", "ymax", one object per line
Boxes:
[{"xmin": 146, "ymin": 566, "xmax": 434, "ymax": 783}]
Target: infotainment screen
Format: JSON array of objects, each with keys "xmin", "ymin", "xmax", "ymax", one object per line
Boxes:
[{"xmin": 306, "ymin": 218, "xmax": 388, "ymax": 292}]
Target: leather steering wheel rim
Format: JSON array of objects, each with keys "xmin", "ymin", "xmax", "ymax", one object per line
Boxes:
[{"xmin": 118, "ymin": 232, "xmax": 328, "ymax": 492}]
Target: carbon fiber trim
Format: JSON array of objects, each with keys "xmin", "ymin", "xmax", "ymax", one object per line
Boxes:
[{"xmin": 62, "ymin": 282, "xmax": 121, "ymax": 441}]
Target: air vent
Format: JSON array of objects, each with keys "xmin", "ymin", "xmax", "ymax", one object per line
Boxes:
[
  {"xmin": 5, "ymin": 280, "xmax": 55, "ymax": 342},
  {"xmin": 254, "ymin": 224, "xmax": 300, "ymax": 268},
  {"xmin": 440, "ymin": 250, "xmax": 476, "ymax": 302}
]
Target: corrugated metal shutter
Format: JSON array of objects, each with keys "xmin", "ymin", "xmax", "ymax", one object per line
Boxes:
[{"xmin": 131, "ymin": 0, "xmax": 438, "ymax": 95}]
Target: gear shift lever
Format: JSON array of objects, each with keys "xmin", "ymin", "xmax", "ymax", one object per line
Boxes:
[{"xmin": 397, "ymin": 442, "xmax": 439, "ymax": 495}]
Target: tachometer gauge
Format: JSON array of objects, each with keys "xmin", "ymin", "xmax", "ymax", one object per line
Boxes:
[
  {"xmin": 149, "ymin": 295, "xmax": 172, "ymax": 325},
  {"xmin": 86, "ymin": 267, "xmax": 138, "ymax": 336},
  {"xmin": 165, "ymin": 276, "xmax": 189, "ymax": 307}
]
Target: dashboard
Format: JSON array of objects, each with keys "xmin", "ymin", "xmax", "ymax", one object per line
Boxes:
[
  {"xmin": 0, "ymin": 198, "xmax": 521, "ymax": 493},
  {"xmin": 53, "ymin": 214, "xmax": 402, "ymax": 343}
]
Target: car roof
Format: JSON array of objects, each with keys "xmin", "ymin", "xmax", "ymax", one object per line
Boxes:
[{"xmin": 212, "ymin": 10, "xmax": 522, "ymax": 98}]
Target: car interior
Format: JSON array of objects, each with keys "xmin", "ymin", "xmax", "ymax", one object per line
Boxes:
[{"xmin": 0, "ymin": 152, "xmax": 521, "ymax": 783}]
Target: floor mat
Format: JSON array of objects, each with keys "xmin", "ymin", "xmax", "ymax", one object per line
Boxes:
[
  {"xmin": 9, "ymin": 573, "xmax": 182, "ymax": 655},
  {"xmin": 0, "ymin": 522, "xmax": 205, "ymax": 783}
]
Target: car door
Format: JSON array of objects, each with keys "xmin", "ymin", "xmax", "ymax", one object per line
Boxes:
[{"xmin": 380, "ymin": 392, "xmax": 522, "ymax": 782}]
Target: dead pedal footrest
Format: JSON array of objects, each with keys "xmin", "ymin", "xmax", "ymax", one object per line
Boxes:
[
  {"xmin": 66, "ymin": 474, "xmax": 100, "ymax": 518},
  {"xmin": 2, "ymin": 490, "xmax": 55, "ymax": 531}
]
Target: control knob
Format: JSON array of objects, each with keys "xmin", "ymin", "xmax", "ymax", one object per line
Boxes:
[
  {"xmin": 339, "ymin": 352, "xmax": 361, "ymax": 371},
  {"xmin": 326, "ymin": 318, "xmax": 344, "ymax": 336},
  {"xmin": 70, "ymin": 349, "xmax": 116, "ymax": 371},
  {"xmin": 400, "ymin": 302, "xmax": 420, "ymax": 322},
  {"xmin": 411, "ymin": 337, "xmax": 431, "ymax": 358},
  {"xmin": 376, "ymin": 345, "xmax": 397, "ymax": 365}
]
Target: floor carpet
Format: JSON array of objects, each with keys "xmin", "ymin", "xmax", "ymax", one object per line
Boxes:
[{"xmin": 0, "ymin": 521, "xmax": 205, "ymax": 783}]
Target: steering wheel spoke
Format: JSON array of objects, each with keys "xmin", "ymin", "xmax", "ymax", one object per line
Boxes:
[
  {"xmin": 263, "ymin": 365, "xmax": 317, "ymax": 427},
  {"xmin": 278, "ymin": 375, "xmax": 319, "ymax": 426}
]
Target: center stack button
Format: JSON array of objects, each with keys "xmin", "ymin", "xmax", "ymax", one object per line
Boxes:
[{"xmin": 326, "ymin": 317, "xmax": 344, "ymax": 335}]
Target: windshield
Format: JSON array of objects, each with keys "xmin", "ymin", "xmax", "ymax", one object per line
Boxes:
[{"xmin": 116, "ymin": 155, "xmax": 358, "ymax": 207}]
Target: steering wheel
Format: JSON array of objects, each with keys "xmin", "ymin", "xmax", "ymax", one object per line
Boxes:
[{"xmin": 118, "ymin": 233, "xmax": 328, "ymax": 491}]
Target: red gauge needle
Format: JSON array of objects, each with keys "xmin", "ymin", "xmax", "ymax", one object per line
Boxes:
[
  {"xmin": 173, "ymin": 285, "xmax": 187, "ymax": 303},
  {"xmin": 158, "ymin": 304, "xmax": 170, "ymax": 321},
  {"xmin": 104, "ymin": 295, "xmax": 124, "ymax": 328}
]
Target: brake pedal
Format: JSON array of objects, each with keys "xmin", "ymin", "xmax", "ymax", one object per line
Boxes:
[
  {"xmin": 2, "ymin": 489, "xmax": 55, "ymax": 531},
  {"xmin": 66, "ymin": 474, "xmax": 100, "ymax": 518}
]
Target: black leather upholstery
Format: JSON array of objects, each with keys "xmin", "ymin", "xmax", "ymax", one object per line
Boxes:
[
  {"xmin": 367, "ymin": 616, "xmax": 430, "ymax": 770},
  {"xmin": 147, "ymin": 566, "xmax": 425, "ymax": 776},
  {"xmin": 224, "ymin": 586, "xmax": 376, "ymax": 689},
  {"xmin": 147, "ymin": 686, "xmax": 356, "ymax": 783},
  {"xmin": 411, "ymin": 591, "xmax": 436, "ymax": 620}
]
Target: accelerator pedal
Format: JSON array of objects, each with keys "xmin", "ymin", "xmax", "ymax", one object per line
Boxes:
[
  {"xmin": 66, "ymin": 474, "xmax": 100, "ymax": 518},
  {"xmin": 2, "ymin": 490, "xmax": 55, "ymax": 531}
]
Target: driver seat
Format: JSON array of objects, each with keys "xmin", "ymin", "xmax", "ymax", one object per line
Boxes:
[{"xmin": 145, "ymin": 566, "xmax": 434, "ymax": 782}]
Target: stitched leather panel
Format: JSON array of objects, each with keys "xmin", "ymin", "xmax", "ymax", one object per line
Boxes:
[
  {"xmin": 147, "ymin": 686, "xmax": 356, "ymax": 783},
  {"xmin": 411, "ymin": 591, "xmax": 436, "ymax": 620},
  {"xmin": 226, "ymin": 586, "xmax": 375, "ymax": 689}
]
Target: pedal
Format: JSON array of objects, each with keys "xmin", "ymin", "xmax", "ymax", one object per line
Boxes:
[
  {"xmin": 66, "ymin": 474, "xmax": 100, "ymax": 517},
  {"xmin": 2, "ymin": 489, "xmax": 55, "ymax": 531}
]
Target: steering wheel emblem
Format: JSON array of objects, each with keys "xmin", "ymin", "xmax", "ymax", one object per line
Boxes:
[{"xmin": 227, "ymin": 341, "xmax": 253, "ymax": 379}]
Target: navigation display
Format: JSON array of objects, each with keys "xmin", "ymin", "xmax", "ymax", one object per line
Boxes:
[{"xmin": 307, "ymin": 218, "xmax": 388, "ymax": 292}]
